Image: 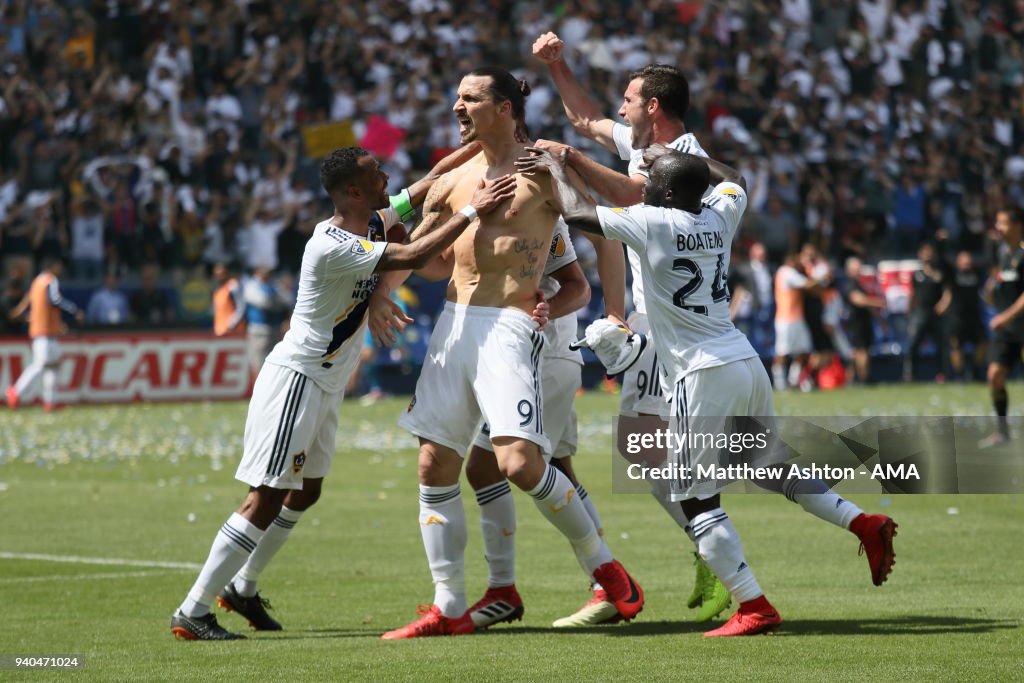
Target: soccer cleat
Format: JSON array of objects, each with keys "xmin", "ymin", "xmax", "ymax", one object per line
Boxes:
[
  {"xmin": 552, "ymin": 588, "xmax": 620, "ymax": 627},
  {"xmin": 170, "ymin": 610, "xmax": 247, "ymax": 640},
  {"xmin": 468, "ymin": 585, "xmax": 524, "ymax": 629},
  {"xmin": 978, "ymin": 432, "xmax": 1009, "ymax": 449},
  {"xmin": 5, "ymin": 386, "xmax": 18, "ymax": 410},
  {"xmin": 703, "ymin": 603, "xmax": 782, "ymax": 637},
  {"xmin": 592, "ymin": 560, "xmax": 644, "ymax": 622},
  {"xmin": 217, "ymin": 584, "xmax": 282, "ymax": 631},
  {"xmin": 381, "ymin": 605, "xmax": 474, "ymax": 640},
  {"xmin": 852, "ymin": 514, "xmax": 898, "ymax": 586},
  {"xmin": 686, "ymin": 553, "xmax": 706, "ymax": 608},
  {"xmin": 693, "ymin": 567, "xmax": 732, "ymax": 622}
]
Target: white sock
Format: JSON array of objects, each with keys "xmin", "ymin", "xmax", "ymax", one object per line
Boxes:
[
  {"xmin": 783, "ymin": 478, "xmax": 864, "ymax": 530},
  {"xmin": 772, "ymin": 363, "xmax": 787, "ymax": 389},
  {"xmin": 787, "ymin": 362, "xmax": 802, "ymax": 387},
  {"xmin": 232, "ymin": 506, "xmax": 304, "ymax": 597},
  {"xmin": 649, "ymin": 478, "xmax": 695, "ymax": 542},
  {"xmin": 576, "ymin": 484, "xmax": 607, "ymax": 591},
  {"xmin": 42, "ymin": 368, "xmax": 57, "ymax": 404},
  {"xmin": 179, "ymin": 513, "xmax": 265, "ymax": 617},
  {"xmin": 690, "ymin": 508, "xmax": 762, "ymax": 602},
  {"xmin": 527, "ymin": 465, "xmax": 612, "ymax": 575},
  {"xmin": 14, "ymin": 362, "xmax": 43, "ymax": 397},
  {"xmin": 475, "ymin": 481, "xmax": 516, "ymax": 588},
  {"xmin": 419, "ymin": 484, "xmax": 467, "ymax": 618}
]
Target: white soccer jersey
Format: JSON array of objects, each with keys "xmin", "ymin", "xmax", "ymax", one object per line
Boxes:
[
  {"xmin": 596, "ymin": 182, "xmax": 757, "ymax": 384},
  {"xmin": 540, "ymin": 218, "xmax": 583, "ymax": 365},
  {"xmin": 610, "ymin": 125, "xmax": 709, "ymax": 315},
  {"xmin": 265, "ymin": 208, "xmax": 398, "ymax": 393}
]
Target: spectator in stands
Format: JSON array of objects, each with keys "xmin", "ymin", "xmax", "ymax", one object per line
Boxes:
[
  {"xmin": 69, "ymin": 196, "xmax": 105, "ymax": 280},
  {"xmin": 904, "ymin": 242, "xmax": 951, "ymax": 382},
  {"xmin": 130, "ymin": 264, "xmax": 176, "ymax": 325},
  {"xmin": 86, "ymin": 271, "xmax": 130, "ymax": 325},
  {"xmin": 1, "ymin": 275, "xmax": 28, "ymax": 335}
]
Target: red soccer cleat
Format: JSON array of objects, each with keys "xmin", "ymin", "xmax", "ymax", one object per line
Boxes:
[
  {"xmin": 381, "ymin": 605, "xmax": 474, "ymax": 640},
  {"xmin": 592, "ymin": 560, "xmax": 644, "ymax": 622},
  {"xmin": 850, "ymin": 513, "xmax": 898, "ymax": 586},
  {"xmin": 6, "ymin": 386, "xmax": 18, "ymax": 410},
  {"xmin": 468, "ymin": 584, "xmax": 524, "ymax": 629},
  {"xmin": 703, "ymin": 598, "xmax": 782, "ymax": 637}
]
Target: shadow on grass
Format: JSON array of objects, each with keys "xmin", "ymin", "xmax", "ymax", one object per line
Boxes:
[{"xmin": 247, "ymin": 616, "xmax": 1021, "ymax": 640}]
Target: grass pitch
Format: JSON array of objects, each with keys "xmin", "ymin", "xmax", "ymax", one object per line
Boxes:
[{"xmin": 2, "ymin": 383, "xmax": 1023, "ymax": 681}]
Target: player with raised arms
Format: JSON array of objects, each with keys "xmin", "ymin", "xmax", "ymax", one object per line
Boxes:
[
  {"xmin": 169, "ymin": 143, "xmax": 508, "ymax": 640},
  {"xmin": 518, "ymin": 144, "xmax": 899, "ymax": 636}
]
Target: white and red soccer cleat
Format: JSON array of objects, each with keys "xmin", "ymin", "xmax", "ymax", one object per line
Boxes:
[
  {"xmin": 468, "ymin": 585, "xmax": 524, "ymax": 628},
  {"xmin": 591, "ymin": 560, "xmax": 644, "ymax": 622},
  {"xmin": 850, "ymin": 513, "xmax": 898, "ymax": 586},
  {"xmin": 704, "ymin": 596, "xmax": 782, "ymax": 637}
]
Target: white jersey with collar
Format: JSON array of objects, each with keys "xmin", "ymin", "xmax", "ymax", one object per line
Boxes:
[
  {"xmin": 265, "ymin": 207, "xmax": 398, "ymax": 394},
  {"xmin": 596, "ymin": 182, "xmax": 756, "ymax": 384},
  {"xmin": 540, "ymin": 218, "xmax": 583, "ymax": 365},
  {"xmin": 610, "ymin": 125, "xmax": 710, "ymax": 315}
]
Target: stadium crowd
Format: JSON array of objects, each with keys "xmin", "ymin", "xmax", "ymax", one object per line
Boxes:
[{"xmin": 2, "ymin": 0, "xmax": 1023, "ymax": 383}]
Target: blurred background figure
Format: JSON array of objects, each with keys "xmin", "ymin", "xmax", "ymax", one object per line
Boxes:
[
  {"xmin": 86, "ymin": 271, "xmax": 130, "ymax": 325},
  {"xmin": 904, "ymin": 243, "xmax": 950, "ymax": 382},
  {"xmin": 242, "ymin": 266, "xmax": 288, "ymax": 376},
  {"xmin": 841, "ymin": 256, "xmax": 886, "ymax": 384},
  {"xmin": 947, "ymin": 251, "xmax": 987, "ymax": 382},
  {"xmin": 212, "ymin": 262, "xmax": 245, "ymax": 337},
  {"xmin": 131, "ymin": 264, "xmax": 176, "ymax": 324}
]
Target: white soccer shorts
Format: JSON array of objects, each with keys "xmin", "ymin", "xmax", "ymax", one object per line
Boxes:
[
  {"xmin": 400, "ymin": 302, "xmax": 549, "ymax": 455},
  {"xmin": 619, "ymin": 312, "xmax": 670, "ymax": 418},
  {"xmin": 667, "ymin": 357, "xmax": 777, "ymax": 501},
  {"xmin": 774, "ymin": 319, "xmax": 812, "ymax": 356},
  {"xmin": 236, "ymin": 362, "xmax": 343, "ymax": 490},
  {"xmin": 473, "ymin": 356, "xmax": 580, "ymax": 460}
]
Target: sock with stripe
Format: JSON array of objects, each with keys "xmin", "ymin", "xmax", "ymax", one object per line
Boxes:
[
  {"xmin": 782, "ymin": 478, "xmax": 864, "ymax": 530},
  {"xmin": 528, "ymin": 464, "xmax": 612, "ymax": 574},
  {"xmin": 42, "ymin": 368, "xmax": 57, "ymax": 405},
  {"xmin": 475, "ymin": 481, "xmax": 516, "ymax": 588},
  {"xmin": 419, "ymin": 484, "xmax": 468, "ymax": 618},
  {"xmin": 179, "ymin": 513, "xmax": 265, "ymax": 617},
  {"xmin": 690, "ymin": 508, "xmax": 762, "ymax": 602},
  {"xmin": 232, "ymin": 506, "xmax": 304, "ymax": 597}
]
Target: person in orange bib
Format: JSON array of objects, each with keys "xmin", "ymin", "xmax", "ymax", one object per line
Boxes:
[
  {"xmin": 6, "ymin": 258, "xmax": 84, "ymax": 411},
  {"xmin": 212, "ymin": 262, "xmax": 246, "ymax": 337}
]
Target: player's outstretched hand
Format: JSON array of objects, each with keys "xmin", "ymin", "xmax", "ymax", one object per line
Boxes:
[
  {"xmin": 368, "ymin": 292, "xmax": 413, "ymax": 347},
  {"xmin": 515, "ymin": 146, "xmax": 568, "ymax": 175},
  {"xmin": 431, "ymin": 141, "xmax": 482, "ymax": 176},
  {"xmin": 470, "ymin": 174, "xmax": 517, "ymax": 214},
  {"xmin": 531, "ymin": 290, "xmax": 550, "ymax": 331},
  {"xmin": 532, "ymin": 32, "xmax": 564, "ymax": 64},
  {"xmin": 640, "ymin": 142, "xmax": 674, "ymax": 170}
]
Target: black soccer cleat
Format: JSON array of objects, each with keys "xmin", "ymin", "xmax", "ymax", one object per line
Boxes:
[
  {"xmin": 217, "ymin": 584, "xmax": 283, "ymax": 631},
  {"xmin": 170, "ymin": 610, "xmax": 247, "ymax": 640}
]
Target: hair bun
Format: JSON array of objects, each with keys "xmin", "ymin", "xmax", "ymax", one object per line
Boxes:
[{"xmin": 518, "ymin": 79, "xmax": 531, "ymax": 97}]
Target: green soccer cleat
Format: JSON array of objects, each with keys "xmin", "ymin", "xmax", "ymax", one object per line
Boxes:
[
  {"xmin": 686, "ymin": 552, "xmax": 706, "ymax": 609},
  {"xmin": 688, "ymin": 553, "xmax": 731, "ymax": 621}
]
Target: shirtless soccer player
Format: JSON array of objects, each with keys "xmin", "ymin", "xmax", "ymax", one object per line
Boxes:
[
  {"xmin": 169, "ymin": 146, "xmax": 511, "ymax": 640},
  {"xmin": 382, "ymin": 67, "xmax": 644, "ymax": 640},
  {"xmin": 521, "ymin": 145, "xmax": 898, "ymax": 636}
]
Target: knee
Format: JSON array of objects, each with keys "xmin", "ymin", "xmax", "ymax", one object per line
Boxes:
[
  {"xmin": 465, "ymin": 447, "xmax": 503, "ymax": 490},
  {"xmin": 679, "ymin": 494, "xmax": 721, "ymax": 521},
  {"xmin": 284, "ymin": 481, "xmax": 322, "ymax": 511},
  {"xmin": 988, "ymin": 364, "xmax": 1006, "ymax": 388},
  {"xmin": 493, "ymin": 439, "xmax": 544, "ymax": 490},
  {"xmin": 417, "ymin": 441, "xmax": 461, "ymax": 486},
  {"xmin": 237, "ymin": 486, "xmax": 288, "ymax": 529}
]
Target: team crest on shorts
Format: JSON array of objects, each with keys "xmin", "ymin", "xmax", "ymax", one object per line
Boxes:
[
  {"xmin": 351, "ymin": 239, "xmax": 374, "ymax": 255},
  {"xmin": 291, "ymin": 452, "xmax": 306, "ymax": 473}
]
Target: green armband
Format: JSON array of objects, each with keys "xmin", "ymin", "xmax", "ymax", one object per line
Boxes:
[{"xmin": 390, "ymin": 188, "xmax": 415, "ymax": 222}]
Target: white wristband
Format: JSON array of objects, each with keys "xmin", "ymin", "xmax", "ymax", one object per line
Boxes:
[{"xmin": 458, "ymin": 204, "xmax": 478, "ymax": 222}]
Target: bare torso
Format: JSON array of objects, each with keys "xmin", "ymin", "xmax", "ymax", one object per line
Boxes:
[{"xmin": 433, "ymin": 147, "xmax": 560, "ymax": 314}]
